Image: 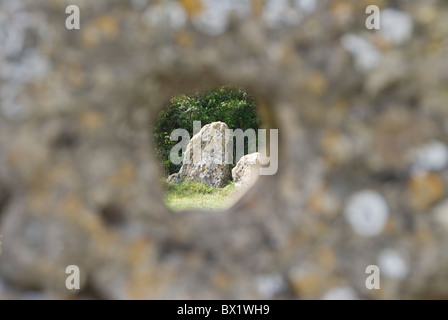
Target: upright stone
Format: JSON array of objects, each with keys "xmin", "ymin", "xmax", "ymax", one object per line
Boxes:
[
  {"xmin": 169, "ymin": 122, "xmax": 231, "ymax": 188},
  {"xmin": 232, "ymin": 152, "xmax": 262, "ymax": 188}
]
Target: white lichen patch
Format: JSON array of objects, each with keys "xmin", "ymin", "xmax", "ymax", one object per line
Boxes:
[
  {"xmin": 193, "ymin": 0, "xmax": 251, "ymax": 36},
  {"xmin": 321, "ymin": 286, "xmax": 357, "ymax": 300},
  {"xmin": 410, "ymin": 140, "xmax": 448, "ymax": 173},
  {"xmin": 341, "ymin": 34, "xmax": 382, "ymax": 72},
  {"xmin": 144, "ymin": 2, "xmax": 187, "ymax": 30},
  {"xmin": 263, "ymin": 0, "xmax": 310, "ymax": 29},
  {"xmin": 295, "ymin": 0, "xmax": 317, "ymax": 14},
  {"xmin": 0, "ymin": 0, "xmax": 51, "ymax": 121},
  {"xmin": 256, "ymin": 273, "xmax": 285, "ymax": 298},
  {"xmin": 380, "ymin": 9, "xmax": 414, "ymax": 45},
  {"xmin": 377, "ymin": 249, "xmax": 409, "ymax": 280},
  {"xmin": 344, "ymin": 190, "xmax": 389, "ymax": 237}
]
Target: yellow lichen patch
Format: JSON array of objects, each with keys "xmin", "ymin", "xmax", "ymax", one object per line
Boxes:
[
  {"xmin": 47, "ymin": 162, "xmax": 71, "ymax": 182},
  {"xmin": 82, "ymin": 15, "xmax": 119, "ymax": 48},
  {"xmin": 251, "ymin": 0, "xmax": 264, "ymax": 17},
  {"xmin": 290, "ymin": 230, "xmax": 310, "ymax": 247},
  {"xmin": 307, "ymin": 183, "xmax": 340, "ymax": 217},
  {"xmin": 280, "ymin": 44, "xmax": 295, "ymax": 65},
  {"xmin": 372, "ymin": 33, "xmax": 394, "ymax": 51},
  {"xmin": 127, "ymin": 267, "xmax": 158, "ymax": 299},
  {"xmin": 326, "ymin": 100, "xmax": 350, "ymax": 125},
  {"xmin": 89, "ymin": 228, "xmax": 120, "ymax": 258},
  {"xmin": 212, "ymin": 270, "xmax": 231, "ymax": 290},
  {"xmin": 416, "ymin": 227, "xmax": 435, "ymax": 246},
  {"xmin": 35, "ymin": 260, "xmax": 53, "ymax": 279},
  {"xmin": 289, "ymin": 269, "xmax": 324, "ymax": 298},
  {"xmin": 314, "ymin": 246, "xmax": 336, "ymax": 269},
  {"xmin": 308, "ymin": 185, "xmax": 325, "ymax": 213},
  {"xmin": 64, "ymin": 62, "xmax": 85, "ymax": 88},
  {"xmin": 62, "ymin": 193, "xmax": 84, "ymax": 216},
  {"xmin": 125, "ymin": 243, "xmax": 174, "ymax": 299},
  {"xmin": 409, "ymin": 172, "xmax": 445, "ymax": 212},
  {"xmin": 313, "ymin": 221, "xmax": 330, "ymax": 237},
  {"xmin": 180, "ymin": 0, "xmax": 203, "ymax": 18},
  {"xmin": 174, "ymin": 30, "xmax": 196, "ymax": 49},
  {"xmin": 185, "ymin": 251, "xmax": 204, "ymax": 269},
  {"xmin": 127, "ymin": 238, "xmax": 154, "ymax": 265},
  {"xmin": 28, "ymin": 163, "xmax": 75, "ymax": 200},
  {"xmin": 330, "ymin": 0, "xmax": 354, "ymax": 20},
  {"xmin": 56, "ymin": 193, "xmax": 118, "ymax": 260},
  {"xmin": 59, "ymin": 194, "xmax": 103, "ymax": 235},
  {"xmin": 28, "ymin": 191, "xmax": 49, "ymax": 213},
  {"xmin": 360, "ymin": 0, "xmax": 386, "ymax": 9},
  {"xmin": 307, "ymin": 71, "xmax": 328, "ymax": 96},
  {"xmin": 417, "ymin": 6, "xmax": 437, "ymax": 24},
  {"xmin": 384, "ymin": 216, "xmax": 398, "ymax": 234},
  {"xmin": 320, "ymin": 129, "xmax": 352, "ymax": 168},
  {"xmin": 93, "ymin": 15, "xmax": 119, "ymax": 36},
  {"xmin": 107, "ymin": 161, "xmax": 136, "ymax": 187},
  {"xmin": 79, "ymin": 110, "xmax": 104, "ymax": 131}
]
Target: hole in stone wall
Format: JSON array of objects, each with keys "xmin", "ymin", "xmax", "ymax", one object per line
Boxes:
[{"xmin": 152, "ymin": 85, "xmax": 274, "ymax": 212}]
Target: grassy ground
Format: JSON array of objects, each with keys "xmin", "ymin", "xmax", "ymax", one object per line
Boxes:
[{"xmin": 165, "ymin": 180, "xmax": 238, "ymax": 211}]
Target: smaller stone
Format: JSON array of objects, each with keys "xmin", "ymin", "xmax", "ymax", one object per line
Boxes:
[{"xmin": 232, "ymin": 152, "xmax": 262, "ymax": 188}]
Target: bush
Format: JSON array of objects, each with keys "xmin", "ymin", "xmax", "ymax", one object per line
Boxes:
[{"xmin": 153, "ymin": 86, "xmax": 261, "ymax": 175}]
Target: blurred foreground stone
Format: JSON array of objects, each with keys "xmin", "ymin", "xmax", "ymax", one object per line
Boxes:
[{"xmin": 0, "ymin": 0, "xmax": 448, "ymax": 299}]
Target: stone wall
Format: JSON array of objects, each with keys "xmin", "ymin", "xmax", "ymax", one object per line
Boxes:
[{"xmin": 0, "ymin": 0, "xmax": 448, "ymax": 299}]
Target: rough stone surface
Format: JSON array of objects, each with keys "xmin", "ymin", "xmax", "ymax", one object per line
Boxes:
[
  {"xmin": 232, "ymin": 152, "xmax": 262, "ymax": 188},
  {"xmin": 0, "ymin": 0, "xmax": 448, "ymax": 299},
  {"xmin": 167, "ymin": 172, "xmax": 181, "ymax": 184},
  {"xmin": 173, "ymin": 121, "xmax": 231, "ymax": 188}
]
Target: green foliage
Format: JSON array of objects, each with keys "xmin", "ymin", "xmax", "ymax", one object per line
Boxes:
[{"xmin": 153, "ymin": 86, "xmax": 261, "ymax": 175}]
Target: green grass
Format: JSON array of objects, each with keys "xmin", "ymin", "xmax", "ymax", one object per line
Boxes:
[{"xmin": 164, "ymin": 180, "xmax": 238, "ymax": 211}]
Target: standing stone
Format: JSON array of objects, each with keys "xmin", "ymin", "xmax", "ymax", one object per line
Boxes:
[
  {"xmin": 170, "ymin": 122, "xmax": 231, "ymax": 188},
  {"xmin": 232, "ymin": 152, "xmax": 262, "ymax": 188}
]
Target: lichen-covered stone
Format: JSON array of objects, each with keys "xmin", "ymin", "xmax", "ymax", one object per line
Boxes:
[
  {"xmin": 175, "ymin": 121, "xmax": 231, "ymax": 188},
  {"xmin": 232, "ymin": 152, "xmax": 262, "ymax": 188}
]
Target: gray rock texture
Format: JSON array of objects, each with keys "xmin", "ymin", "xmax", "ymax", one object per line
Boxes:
[
  {"xmin": 170, "ymin": 121, "xmax": 231, "ymax": 188},
  {"xmin": 232, "ymin": 152, "xmax": 262, "ymax": 188}
]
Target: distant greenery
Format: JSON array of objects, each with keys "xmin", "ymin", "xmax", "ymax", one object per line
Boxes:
[
  {"xmin": 165, "ymin": 180, "xmax": 237, "ymax": 211},
  {"xmin": 153, "ymin": 86, "xmax": 261, "ymax": 175}
]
